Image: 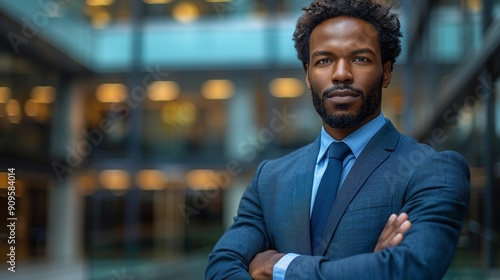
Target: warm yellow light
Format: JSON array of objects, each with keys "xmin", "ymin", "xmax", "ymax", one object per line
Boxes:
[
  {"xmin": 391, "ymin": 93, "xmax": 406, "ymax": 115},
  {"xmin": 173, "ymin": 2, "xmax": 200, "ymax": 23},
  {"xmin": 0, "ymin": 87, "xmax": 11, "ymax": 103},
  {"xmin": 147, "ymin": 81, "xmax": 180, "ymax": 101},
  {"xmin": 161, "ymin": 103, "xmax": 177, "ymax": 125},
  {"xmin": 24, "ymin": 99, "xmax": 38, "ymax": 117},
  {"xmin": 466, "ymin": 0, "xmax": 482, "ymax": 12},
  {"xmin": 136, "ymin": 170, "xmax": 167, "ymax": 190},
  {"xmin": 36, "ymin": 104, "xmax": 51, "ymax": 123},
  {"xmin": 177, "ymin": 102, "xmax": 197, "ymax": 125},
  {"xmin": 0, "ymin": 173, "xmax": 6, "ymax": 189},
  {"xmin": 201, "ymin": 79, "xmax": 235, "ymax": 100},
  {"xmin": 144, "ymin": 0, "xmax": 172, "ymax": 4},
  {"xmin": 186, "ymin": 169, "xmax": 227, "ymax": 190},
  {"xmin": 99, "ymin": 170, "xmax": 130, "ymax": 191},
  {"xmin": 161, "ymin": 101, "xmax": 197, "ymax": 126},
  {"xmin": 96, "ymin": 83, "xmax": 127, "ymax": 103},
  {"xmin": 31, "ymin": 86, "xmax": 56, "ymax": 103},
  {"xmin": 6, "ymin": 99, "xmax": 22, "ymax": 124},
  {"xmin": 86, "ymin": 0, "xmax": 114, "ymax": 6},
  {"xmin": 91, "ymin": 10, "xmax": 112, "ymax": 29},
  {"xmin": 269, "ymin": 78, "xmax": 304, "ymax": 98},
  {"xmin": 77, "ymin": 176, "xmax": 97, "ymax": 196}
]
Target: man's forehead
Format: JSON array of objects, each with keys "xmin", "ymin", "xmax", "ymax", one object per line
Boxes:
[
  {"xmin": 312, "ymin": 16, "xmax": 379, "ymax": 39},
  {"xmin": 310, "ymin": 16, "xmax": 380, "ymax": 49}
]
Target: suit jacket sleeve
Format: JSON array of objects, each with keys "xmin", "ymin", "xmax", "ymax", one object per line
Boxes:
[
  {"xmin": 205, "ymin": 160, "xmax": 271, "ymax": 280},
  {"xmin": 286, "ymin": 150, "xmax": 470, "ymax": 280}
]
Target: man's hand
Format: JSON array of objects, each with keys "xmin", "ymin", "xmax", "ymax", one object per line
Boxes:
[
  {"xmin": 249, "ymin": 250, "xmax": 285, "ymax": 280},
  {"xmin": 374, "ymin": 212, "xmax": 412, "ymax": 252},
  {"xmin": 248, "ymin": 213, "xmax": 410, "ymax": 279}
]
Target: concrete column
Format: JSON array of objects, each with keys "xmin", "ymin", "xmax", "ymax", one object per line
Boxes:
[
  {"xmin": 223, "ymin": 79, "xmax": 258, "ymax": 228},
  {"xmin": 225, "ymin": 79, "xmax": 258, "ymax": 161},
  {"xmin": 47, "ymin": 79, "xmax": 85, "ymax": 262},
  {"xmin": 223, "ymin": 179, "xmax": 247, "ymax": 229},
  {"xmin": 47, "ymin": 176, "xmax": 82, "ymax": 262}
]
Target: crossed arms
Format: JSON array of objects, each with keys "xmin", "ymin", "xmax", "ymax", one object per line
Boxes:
[
  {"xmin": 206, "ymin": 151, "xmax": 470, "ymax": 280},
  {"xmin": 249, "ymin": 213, "xmax": 412, "ymax": 279}
]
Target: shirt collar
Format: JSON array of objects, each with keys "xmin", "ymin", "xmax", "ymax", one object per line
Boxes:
[{"xmin": 316, "ymin": 112, "xmax": 387, "ymax": 164}]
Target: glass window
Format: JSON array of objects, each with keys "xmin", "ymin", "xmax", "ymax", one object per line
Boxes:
[{"xmin": 142, "ymin": 76, "xmax": 230, "ymax": 159}]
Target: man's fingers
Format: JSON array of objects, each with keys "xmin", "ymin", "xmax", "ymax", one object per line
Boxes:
[
  {"xmin": 396, "ymin": 212, "xmax": 409, "ymax": 224},
  {"xmin": 399, "ymin": 220, "xmax": 412, "ymax": 233},
  {"xmin": 378, "ymin": 214, "xmax": 398, "ymax": 240},
  {"xmin": 374, "ymin": 213, "xmax": 412, "ymax": 252},
  {"xmin": 379, "ymin": 213, "xmax": 407, "ymax": 240},
  {"xmin": 389, "ymin": 221, "xmax": 412, "ymax": 246},
  {"xmin": 390, "ymin": 233, "xmax": 403, "ymax": 246}
]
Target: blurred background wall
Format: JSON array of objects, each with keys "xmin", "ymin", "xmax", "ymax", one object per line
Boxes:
[{"xmin": 0, "ymin": 0, "xmax": 498, "ymax": 279}]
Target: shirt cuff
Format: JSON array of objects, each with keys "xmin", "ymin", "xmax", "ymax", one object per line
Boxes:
[{"xmin": 273, "ymin": 253, "xmax": 300, "ymax": 280}]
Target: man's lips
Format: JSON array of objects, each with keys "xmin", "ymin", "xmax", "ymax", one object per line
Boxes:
[{"xmin": 324, "ymin": 90, "xmax": 360, "ymax": 103}]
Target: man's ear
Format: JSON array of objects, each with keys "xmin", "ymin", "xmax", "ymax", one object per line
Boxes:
[
  {"xmin": 382, "ymin": 61, "xmax": 392, "ymax": 88},
  {"xmin": 305, "ymin": 64, "xmax": 311, "ymax": 90}
]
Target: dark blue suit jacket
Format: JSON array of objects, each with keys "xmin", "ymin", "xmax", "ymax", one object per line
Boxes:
[{"xmin": 206, "ymin": 121, "xmax": 470, "ymax": 279}]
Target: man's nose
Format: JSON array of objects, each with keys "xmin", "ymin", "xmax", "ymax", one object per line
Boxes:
[{"xmin": 331, "ymin": 60, "xmax": 353, "ymax": 84}]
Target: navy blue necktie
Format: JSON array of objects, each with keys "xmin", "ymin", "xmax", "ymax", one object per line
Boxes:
[{"xmin": 310, "ymin": 142, "xmax": 351, "ymax": 251}]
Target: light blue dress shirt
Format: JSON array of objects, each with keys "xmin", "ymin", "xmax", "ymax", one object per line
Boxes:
[{"xmin": 273, "ymin": 113, "xmax": 387, "ymax": 279}]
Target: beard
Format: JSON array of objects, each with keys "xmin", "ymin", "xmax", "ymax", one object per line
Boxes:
[{"xmin": 311, "ymin": 79, "xmax": 383, "ymax": 129}]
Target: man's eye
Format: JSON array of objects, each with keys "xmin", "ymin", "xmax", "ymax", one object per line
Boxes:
[
  {"xmin": 317, "ymin": 58, "xmax": 332, "ymax": 64},
  {"xmin": 353, "ymin": 57, "xmax": 369, "ymax": 63}
]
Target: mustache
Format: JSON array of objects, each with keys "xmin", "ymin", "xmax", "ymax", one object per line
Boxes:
[{"xmin": 322, "ymin": 84, "xmax": 363, "ymax": 98}]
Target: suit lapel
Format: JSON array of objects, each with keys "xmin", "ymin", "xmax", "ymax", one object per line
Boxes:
[
  {"xmin": 314, "ymin": 121, "xmax": 400, "ymax": 256},
  {"xmin": 292, "ymin": 136, "xmax": 320, "ymax": 255}
]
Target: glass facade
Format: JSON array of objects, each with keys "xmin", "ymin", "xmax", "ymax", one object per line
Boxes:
[
  {"xmin": 406, "ymin": 0, "xmax": 500, "ymax": 274},
  {"xmin": 0, "ymin": 0, "xmax": 498, "ymax": 279}
]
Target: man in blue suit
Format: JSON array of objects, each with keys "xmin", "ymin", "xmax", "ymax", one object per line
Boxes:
[{"xmin": 206, "ymin": 0, "xmax": 470, "ymax": 279}]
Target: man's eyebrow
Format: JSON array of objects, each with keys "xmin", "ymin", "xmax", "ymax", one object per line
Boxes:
[
  {"xmin": 310, "ymin": 50, "xmax": 333, "ymax": 58},
  {"xmin": 351, "ymin": 48, "xmax": 376, "ymax": 56},
  {"xmin": 311, "ymin": 48, "xmax": 377, "ymax": 58}
]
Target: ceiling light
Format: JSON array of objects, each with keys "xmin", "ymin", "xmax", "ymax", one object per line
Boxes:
[
  {"xmin": 147, "ymin": 81, "xmax": 180, "ymax": 101},
  {"xmin": 6, "ymin": 99, "xmax": 22, "ymax": 124},
  {"xmin": 99, "ymin": 170, "xmax": 130, "ymax": 191},
  {"xmin": 24, "ymin": 99, "xmax": 38, "ymax": 117},
  {"xmin": 136, "ymin": 170, "xmax": 168, "ymax": 190},
  {"xmin": 86, "ymin": 0, "xmax": 114, "ymax": 6},
  {"xmin": 144, "ymin": 0, "xmax": 172, "ymax": 4},
  {"xmin": 0, "ymin": 87, "xmax": 11, "ymax": 103},
  {"xmin": 269, "ymin": 78, "xmax": 304, "ymax": 98},
  {"xmin": 96, "ymin": 83, "xmax": 127, "ymax": 103},
  {"xmin": 173, "ymin": 2, "xmax": 200, "ymax": 23},
  {"xmin": 31, "ymin": 86, "xmax": 56, "ymax": 103},
  {"xmin": 201, "ymin": 79, "xmax": 235, "ymax": 100},
  {"xmin": 186, "ymin": 169, "xmax": 227, "ymax": 190}
]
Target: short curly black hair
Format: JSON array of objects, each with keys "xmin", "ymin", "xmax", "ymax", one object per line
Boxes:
[{"xmin": 293, "ymin": 0, "xmax": 402, "ymax": 71}]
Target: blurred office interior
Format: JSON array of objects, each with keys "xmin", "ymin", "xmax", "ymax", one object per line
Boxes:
[{"xmin": 0, "ymin": 0, "xmax": 499, "ymax": 279}]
